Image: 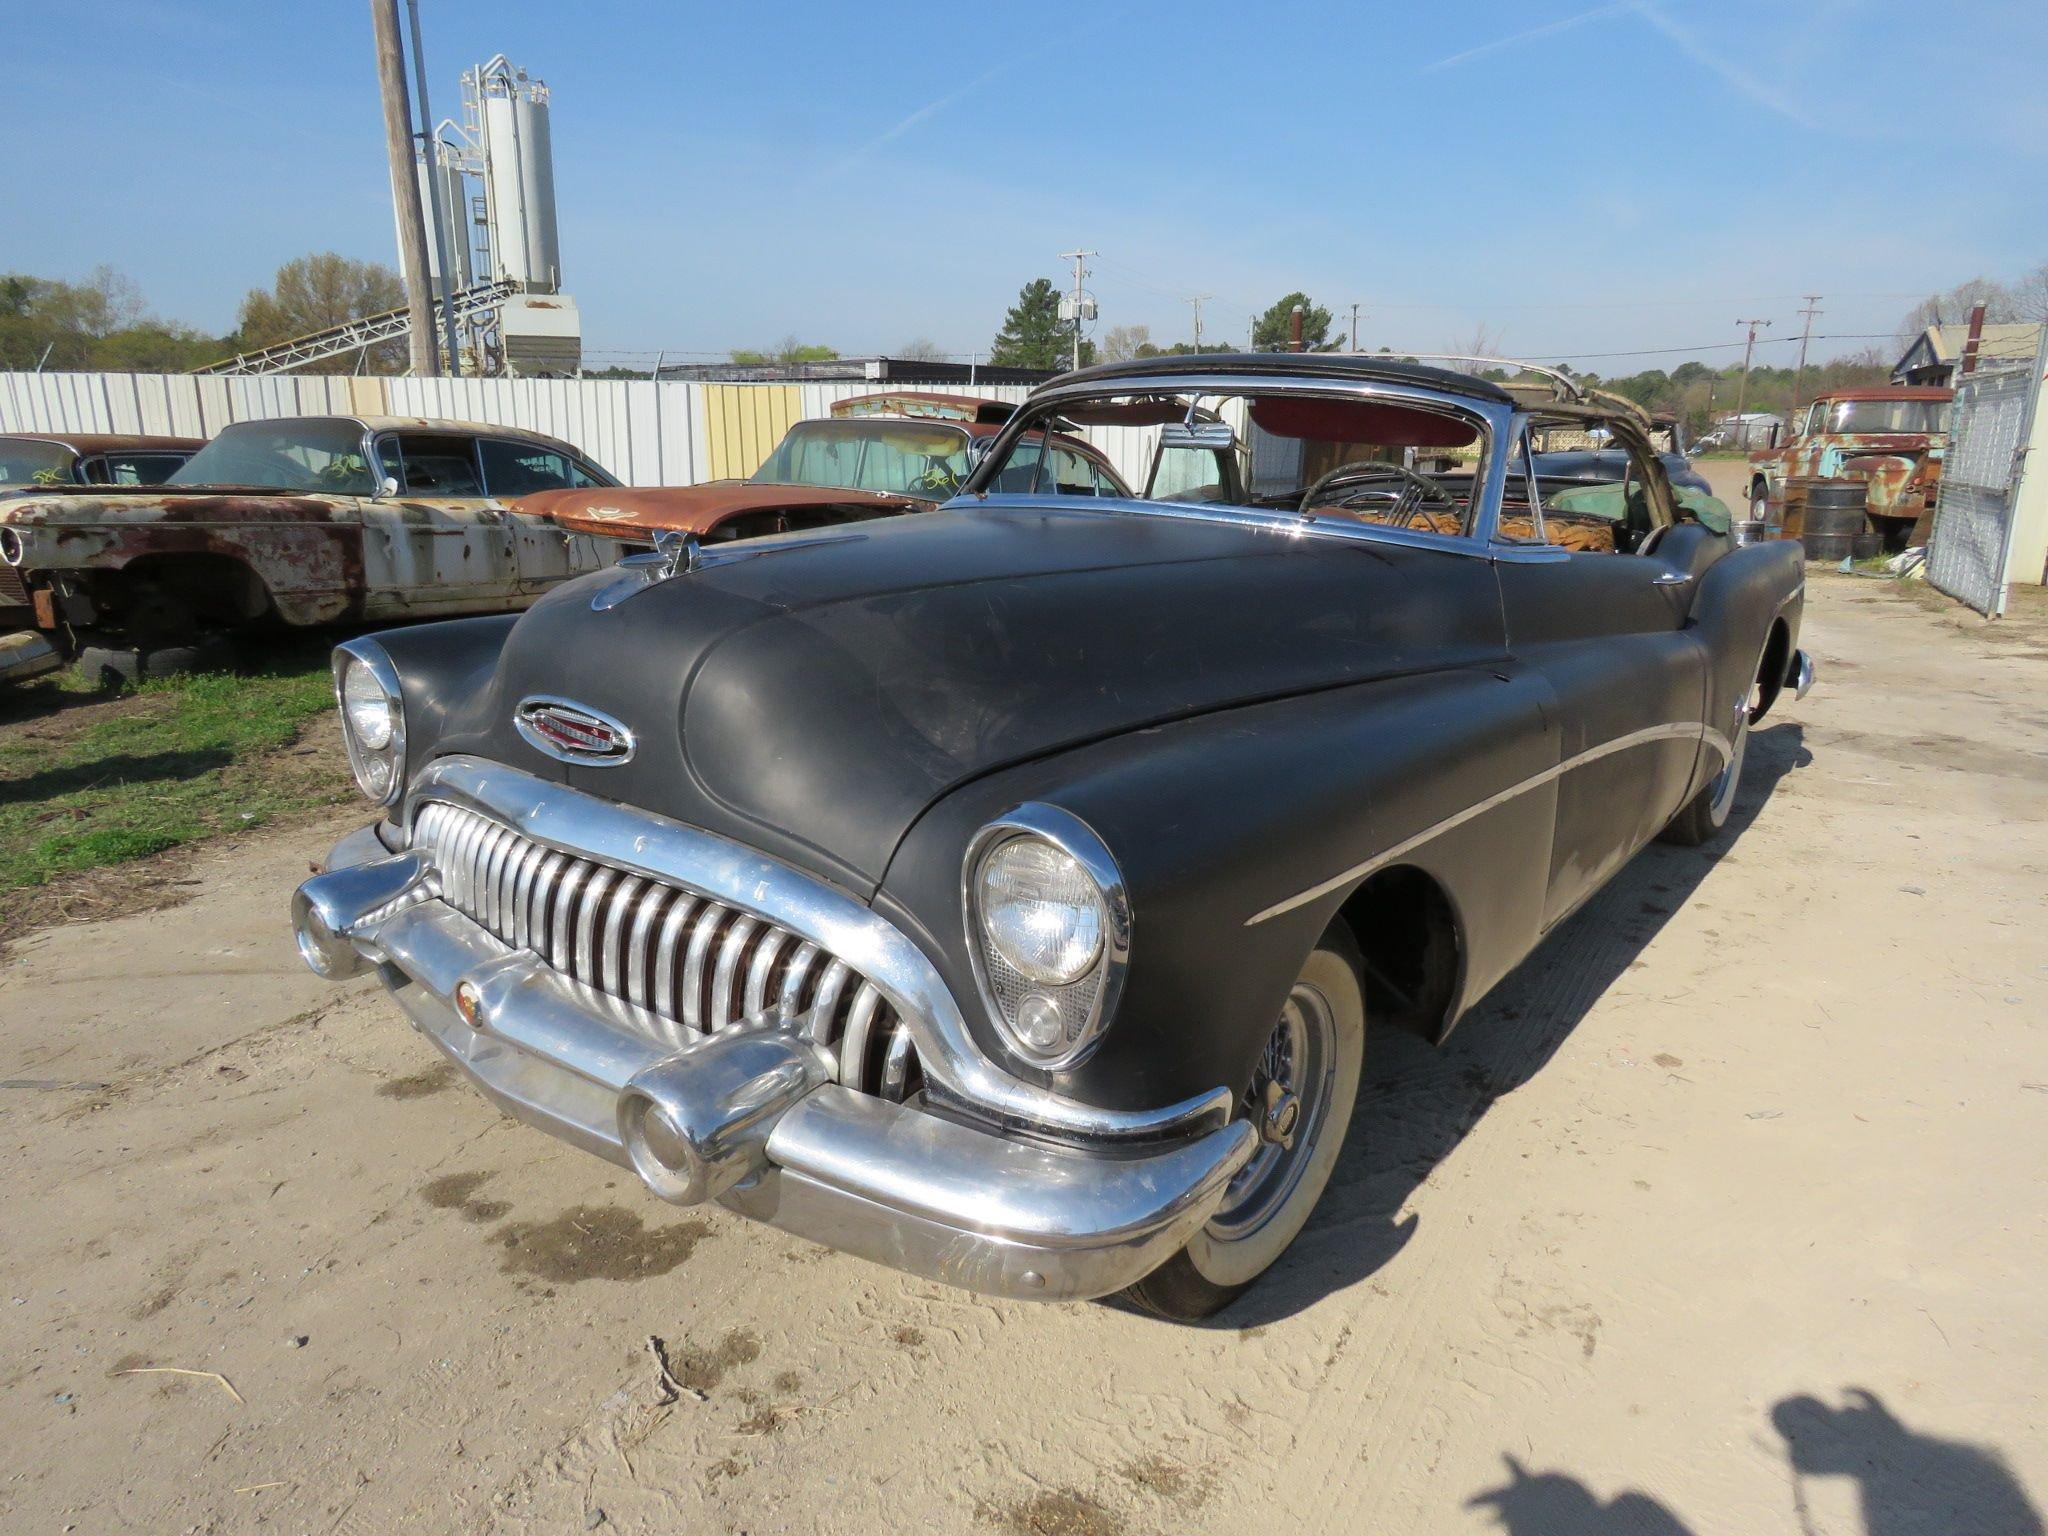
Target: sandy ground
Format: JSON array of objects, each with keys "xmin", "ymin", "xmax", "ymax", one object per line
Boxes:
[{"xmin": 2, "ymin": 576, "xmax": 2043, "ymax": 1536}]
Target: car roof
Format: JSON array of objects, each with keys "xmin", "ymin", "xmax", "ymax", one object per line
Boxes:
[
  {"xmin": 213, "ymin": 414, "xmax": 585, "ymax": 453},
  {"xmin": 1810, "ymin": 386, "xmax": 1952, "ymax": 403},
  {"xmin": 0, "ymin": 431, "xmax": 203, "ymax": 453},
  {"xmin": 1050, "ymin": 351, "xmax": 1517, "ymax": 404}
]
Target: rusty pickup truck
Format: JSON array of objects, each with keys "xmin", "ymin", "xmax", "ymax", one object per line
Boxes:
[
  {"xmin": 0, "ymin": 414, "xmax": 628, "ymax": 677},
  {"xmin": 1745, "ymin": 386, "xmax": 1952, "ymax": 539}
]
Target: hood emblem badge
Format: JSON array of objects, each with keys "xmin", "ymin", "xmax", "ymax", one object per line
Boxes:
[{"xmin": 514, "ymin": 697, "xmax": 636, "ymax": 767}]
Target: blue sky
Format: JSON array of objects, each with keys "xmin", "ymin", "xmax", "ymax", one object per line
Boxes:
[{"xmin": 6, "ymin": 0, "xmax": 2045, "ymax": 373}]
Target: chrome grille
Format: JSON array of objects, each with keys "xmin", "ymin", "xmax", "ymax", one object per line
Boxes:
[
  {"xmin": 413, "ymin": 800, "xmax": 921, "ymax": 1100},
  {"xmin": 0, "ymin": 564, "xmax": 27, "ymax": 606}
]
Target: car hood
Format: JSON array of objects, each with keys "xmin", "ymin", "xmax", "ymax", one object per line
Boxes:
[
  {"xmin": 514, "ymin": 482, "xmax": 933, "ymax": 539},
  {"xmin": 444, "ymin": 504, "xmax": 1506, "ymax": 894}
]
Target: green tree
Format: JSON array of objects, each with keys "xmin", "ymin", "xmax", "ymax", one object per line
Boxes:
[
  {"xmin": 0, "ymin": 267, "xmax": 224, "ymax": 371},
  {"xmin": 233, "ymin": 252, "xmax": 405, "ymax": 371},
  {"xmin": 1252, "ymin": 292, "xmax": 1335, "ymax": 351},
  {"xmin": 990, "ymin": 278, "xmax": 1092, "ymax": 370}
]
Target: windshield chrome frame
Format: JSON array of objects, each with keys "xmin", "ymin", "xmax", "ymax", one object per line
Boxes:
[{"xmin": 958, "ymin": 372, "xmax": 1514, "ymax": 557}]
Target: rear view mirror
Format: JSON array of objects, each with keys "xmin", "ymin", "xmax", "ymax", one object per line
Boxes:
[{"xmin": 1162, "ymin": 421, "xmax": 1236, "ymax": 450}]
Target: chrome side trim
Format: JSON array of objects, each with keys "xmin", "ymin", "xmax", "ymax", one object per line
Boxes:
[
  {"xmin": 1245, "ymin": 720, "xmax": 1713, "ymax": 925},
  {"xmin": 407, "ymin": 756, "xmax": 1231, "ymax": 1142}
]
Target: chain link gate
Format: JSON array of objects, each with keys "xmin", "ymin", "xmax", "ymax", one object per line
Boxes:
[{"xmin": 1926, "ymin": 330, "xmax": 2047, "ymax": 616}]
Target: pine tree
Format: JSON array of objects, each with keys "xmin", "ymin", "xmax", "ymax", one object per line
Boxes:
[{"xmin": 990, "ymin": 278, "xmax": 1094, "ymax": 370}]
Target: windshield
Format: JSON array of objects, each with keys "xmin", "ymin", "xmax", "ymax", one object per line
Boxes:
[
  {"xmin": 752, "ymin": 420, "xmax": 973, "ymax": 500},
  {"xmin": 976, "ymin": 388, "xmax": 1487, "ymax": 536},
  {"xmin": 168, "ymin": 418, "xmax": 373, "ymax": 493},
  {"xmin": 0, "ymin": 439, "xmax": 76, "ymax": 487},
  {"xmin": 1821, "ymin": 399, "xmax": 1947, "ymax": 435}
]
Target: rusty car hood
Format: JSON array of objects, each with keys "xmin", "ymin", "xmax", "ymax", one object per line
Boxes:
[
  {"xmin": 441, "ymin": 504, "xmax": 1508, "ymax": 893},
  {"xmin": 515, "ymin": 483, "xmax": 932, "ymax": 540}
]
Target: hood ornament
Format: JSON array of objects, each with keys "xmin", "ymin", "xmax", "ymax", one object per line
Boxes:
[
  {"xmin": 654, "ymin": 529, "xmax": 702, "ymax": 578},
  {"xmin": 513, "ymin": 697, "xmax": 636, "ymax": 766}
]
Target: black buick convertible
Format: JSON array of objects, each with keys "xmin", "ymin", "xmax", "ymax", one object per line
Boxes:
[{"xmin": 293, "ymin": 355, "xmax": 1811, "ymax": 1320}]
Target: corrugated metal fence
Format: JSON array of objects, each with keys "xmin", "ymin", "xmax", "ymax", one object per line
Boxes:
[{"xmin": 0, "ymin": 372, "xmax": 1049, "ymax": 487}]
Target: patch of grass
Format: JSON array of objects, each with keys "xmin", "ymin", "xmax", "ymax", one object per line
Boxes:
[{"xmin": 0, "ymin": 657, "xmax": 349, "ymax": 893}]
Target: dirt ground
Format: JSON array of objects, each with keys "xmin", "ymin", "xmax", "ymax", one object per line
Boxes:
[{"xmin": 2, "ymin": 576, "xmax": 2043, "ymax": 1536}]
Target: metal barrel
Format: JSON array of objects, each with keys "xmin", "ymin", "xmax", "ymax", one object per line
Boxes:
[{"xmin": 1802, "ymin": 480, "xmax": 1869, "ymax": 537}]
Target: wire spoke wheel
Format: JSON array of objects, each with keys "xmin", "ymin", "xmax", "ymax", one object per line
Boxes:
[
  {"xmin": 1210, "ymin": 984, "xmax": 1336, "ymax": 1244},
  {"xmin": 1123, "ymin": 925, "xmax": 1365, "ymax": 1318}
]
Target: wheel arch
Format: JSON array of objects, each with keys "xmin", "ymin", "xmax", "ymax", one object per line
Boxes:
[{"xmin": 1332, "ymin": 862, "xmax": 1467, "ymax": 1043}]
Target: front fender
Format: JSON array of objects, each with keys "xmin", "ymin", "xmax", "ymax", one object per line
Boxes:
[
  {"xmin": 878, "ymin": 664, "xmax": 1561, "ymax": 1115},
  {"xmin": 1687, "ymin": 538, "xmax": 1803, "ymax": 731}
]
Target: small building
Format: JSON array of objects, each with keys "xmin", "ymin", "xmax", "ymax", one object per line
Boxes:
[
  {"xmin": 1893, "ymin": 322, "xmax": 2045, "ymax": 386},
  {"xmin": 1712, "ymin": 412, "xmax": 1784, "ymax": 448}
]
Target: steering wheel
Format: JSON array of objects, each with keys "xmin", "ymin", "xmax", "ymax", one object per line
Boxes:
[{"xmin": 1297, "ymin": 459, "xmax": 1457, "ymax": 526}]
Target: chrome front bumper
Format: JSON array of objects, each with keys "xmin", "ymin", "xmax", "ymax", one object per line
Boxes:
[
  {"xmin": 296, "ymin": 823, "xmax": 1256, "ymax": 1302},
  {"xmin": 0, "ymin": 630, "xmax": 61, "ymax": 688}
]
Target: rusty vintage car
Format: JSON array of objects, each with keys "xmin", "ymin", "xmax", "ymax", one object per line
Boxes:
[
  {"xmin": 1, "ymin": 431, "xmax": 202, "ymax": 493},
  {"xmin": 0, "ymin": 414, "xmax": 627, "ymax": 677},
  {"xmin": 1746, "ymin": 386, "xmax": 1952, "ymax": 537},
  {"xmin": 292, "ymin": 354, "xmax": 1812, "ymax": 1319},
  {"xmin": 517, "ymin": 392, "xmax": 1130, "ymax": 546},
  {"xmin": 2, "ymin": 432, "xmax": 204, "ymax": 681}
]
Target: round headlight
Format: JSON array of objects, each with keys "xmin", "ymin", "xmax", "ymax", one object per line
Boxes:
[
  {"xmin": 342, "ymin": 659, "xmax": 395, "ymax": 751},
  {"xmin": 978, "ymin": 836, "xmax": 1105, "ymax": 985}
]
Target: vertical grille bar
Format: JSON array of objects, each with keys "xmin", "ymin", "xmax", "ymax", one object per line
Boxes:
[
  {"xmin": 679, "ymin": 905, "xmax": 728, "ymax": 1032},
  {"xmin": 806, "ymin": 961, "xmax": 852, "ymax": 1045},
  {"xmin": 776, "ymin": 942, "xmax": 819, "ymax": 1024},
  {"xmin": 841, "ymin": 984, "xmax": 884, "ymax": 1090},
  {"xmin": 710, "ymin": 916, "xmax": 759, "ymax": 1028},
  {"xmin": 653, "ymin": 895, "xmax": 700, "ymax": 1025},
  {"xmin": 601, "ymin": 876, "xmax": 646, "ymax": 997},
  {"xmin": 413, "ymin": 803, "xmax": 917, "ymax": 1095}
]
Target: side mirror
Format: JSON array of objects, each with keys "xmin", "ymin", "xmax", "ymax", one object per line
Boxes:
[{"xmin": 378, "ymin": 474, "xmax": 401, "ymax": 498}]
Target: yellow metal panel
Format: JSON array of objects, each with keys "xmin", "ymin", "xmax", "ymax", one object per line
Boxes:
[
  {"xmin": 345, "ymin": 376, "xmax": 391, "ymax": 416},
  {"xmin": 704, "ymin": 385, "xmax": 802, "ymax": 480}
]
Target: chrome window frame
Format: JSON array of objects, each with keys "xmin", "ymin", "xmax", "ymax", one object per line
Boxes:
[{"xmin": 958, "ymin": 372, "xmax": 1513, "ymax": 559}]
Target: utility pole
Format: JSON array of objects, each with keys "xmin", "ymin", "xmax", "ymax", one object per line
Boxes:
[
  {"xmin": 1349, "ymin": 302, "xmax": 1362, "ymax": 351},
  {"xmin": 1788, "ymin": 295, "xmax": 1821, "ymax": 420},
  {"xmin": 1247, "ymin": 316, "xmax": 1256, "ymax": 352},
  {"xmin": 372, "ymin": 0, "xmax": 438, "ymax": 375},
  {"xmin": 1058, "ymin": 249, "xmax": 1095, "ymax": 372},
  {"xmin": 404, "ymin": 0, "xmax": 461, "ymax": 375},
  {"xmin": 1185, "ymin": 293, "xmax": 1212, "ymax": 351},
  {"xmin": 1732, "ymin": 316, "xmax": 1772, "ymax": 424}
]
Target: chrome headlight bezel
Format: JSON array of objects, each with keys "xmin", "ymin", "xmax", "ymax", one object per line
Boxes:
[
  {"xmin": 963, "ymin": 803, "xmax": 1130, "ymax": 1071},
  {"xmin": 333, "ymin": 638, "xmax": 406, "ymax": 809}
]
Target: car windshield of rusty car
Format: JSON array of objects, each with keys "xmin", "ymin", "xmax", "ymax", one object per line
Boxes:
[
  {"xmin": 167, "ymin": 416, "xmax": 375, "ymax": 494},
  {"xmin": 751, "ymin": 419, "xmax": 976, "ymax": 500},
  {"xmin": 969, "ymin": 380, "xmax": 1495, "ymax": 535},
  {"xmin": 1816, "ymin": 398, "xmax": 1948, "ymax": 435}
]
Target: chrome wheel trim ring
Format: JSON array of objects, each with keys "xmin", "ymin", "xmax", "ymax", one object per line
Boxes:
[{"xmin": 1185, "ymin": 955, "xmax": 1360, "ymax": 1289}]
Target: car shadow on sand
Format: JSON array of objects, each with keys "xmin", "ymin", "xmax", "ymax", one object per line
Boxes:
[{"xmin": 1211, "ymin": 718, "xmax": 1811, "ymax": 1328}]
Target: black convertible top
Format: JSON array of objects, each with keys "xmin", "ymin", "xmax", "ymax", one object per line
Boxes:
[{"xmin": 1046, "ymin": 352, "xmax": 1516, "ymax": 405}]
